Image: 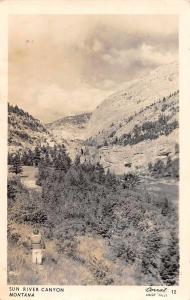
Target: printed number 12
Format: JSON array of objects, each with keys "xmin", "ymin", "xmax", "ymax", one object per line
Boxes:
[{"xmin": 172, "ymin": 290, "xmax": 176, "ymax": 294}]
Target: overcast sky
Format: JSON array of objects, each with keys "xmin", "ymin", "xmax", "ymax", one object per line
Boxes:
[{"xmin": 9, "ymin": 15, "xmax": 178, "ymax": 122}]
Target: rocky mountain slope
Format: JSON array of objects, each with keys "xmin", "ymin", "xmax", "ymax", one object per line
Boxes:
[
  {"xmin": 87, "ymin": 62, "xmax": 178, "ymax": 137},
  {"xmin": 81, "ymin": 62, "xmax": 179, "ymax": 174},
  {"xmin": 8, "ymin": 104, "xmax": 55, "ymax": 153},
  {"xmin": 47, "ymin": 113, "xmax": 91, "ymax": 159},
  {"xmin": 47, "ymin": 113, "xmax": 91, "ymax": 141}
]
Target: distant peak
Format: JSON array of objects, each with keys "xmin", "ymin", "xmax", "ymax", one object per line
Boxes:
[{"xmin": 47, "ymin": 112, "xmax": 92, "ymax": 126}]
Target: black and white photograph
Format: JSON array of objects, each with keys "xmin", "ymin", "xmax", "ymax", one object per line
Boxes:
[{"xmin": 7, "ymin": 14, "xmax": 179, "ymax": 286}]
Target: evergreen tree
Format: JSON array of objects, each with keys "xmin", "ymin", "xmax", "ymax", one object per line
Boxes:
[
  {"xmin": 8, "ymin": 153, "xmax": 13, "ymax": 165},
  {"xmin": 10, "ymin": 154, "xmax": 22, "ymax": 174},
  {"xmin": 104, "ymin": 140, "xmax": 108, "ymax": 146},
  {"xmin": 74, "ymin": 155, "xmax": 81, "ymax": 166},
  {"xmin": 7, "ymin": 181, "xmax": 17, "ymax": 200},
  {"xmin": 44, "ymin": 151, "xmax": 51, "ymax": 166},
  {"xmin": 33, "ymin": 146, "xmax": 41, "ymax": 166},
  {"xmin": 161, "ymin": 197, "xmax": 169, "ymax": 216},
  {"xmin": 105, "ymin": 169, "xmax": 117, "ymax": 188},
  {"xmin": 21, "ymin": 150, "xmax": 30, "ymax": 166},
  {"xmin": 27, "ymin": 149, "xmax": 34, "ymax": 165}
]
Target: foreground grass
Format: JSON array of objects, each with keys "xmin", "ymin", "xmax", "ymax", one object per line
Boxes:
[{"xmin": 8, "ymin": 226, "xmax": 145, "ymax": 285}]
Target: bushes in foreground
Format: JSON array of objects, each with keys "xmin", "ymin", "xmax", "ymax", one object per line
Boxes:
[
  {"xmin": 8, "ymin": 176, "xmax": 47, "ymax": 226},
  {"xmin": 8, "ymin": 152, "xmax": 179, "ymax": 285},
  {"xmin": 35, "ymin": 157, "xmax": 179, "ymax": 284}
]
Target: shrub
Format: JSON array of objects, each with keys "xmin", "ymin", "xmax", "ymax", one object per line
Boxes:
[
  {"xmin": 149, "ymin": 157, "xmax": 179, "ymax": 178},
  {"xmin": 9, "ymin": 154, "xmax": 23, "ymax": 174},
  {"xmin": 122, "ymin": 173, "xmax": 139, "ymax": 189}
]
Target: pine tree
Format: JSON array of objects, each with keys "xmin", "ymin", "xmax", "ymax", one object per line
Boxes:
[
  {"xmin": 22, "ymin": 150, "xmax": 30, "ymax": 166},
  {"xmin": 161, "ymin": 197, "xmax": 169, "ymax": 216},
  {"xmin": 10, "ymin": 154, "xmax": 22, "ymax": 174},
  {"xmin": 34, "ymin": 146, "xmax": 41, "ymax": 166},
  {"xmin": 7, "ymin": 182, "xmax": 17, "ymax": 200},
  {"xmin": 74, "ymin": 155, "xmax": 80, "ymax": 166},
  {"xmin": 105, "ymin": 169, "xmax": 117, "ymax": 188}
]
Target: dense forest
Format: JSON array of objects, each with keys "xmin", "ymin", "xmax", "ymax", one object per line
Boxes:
[{"xmin": 8, "ymin": 144, "xmax": 179, "ymax": 285}]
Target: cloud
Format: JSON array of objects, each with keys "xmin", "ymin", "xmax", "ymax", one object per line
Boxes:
[
  {"xmin": 91, "ymin": 39, "xmax": 104, "ymax": 53},
  {"xmin": 9, "ymin": 82, "xmax": 111, "ymax": 123},
  {"xmin": 35, "ymin": 84, "xmax": 111, "ymax": 123},
  {"xmin": 9, "ymin": 15, "xmax": 178, "ymax": 122},
  {"xmin": 102, "ymin": 44, "xmax": 177, "ymax": 67}
]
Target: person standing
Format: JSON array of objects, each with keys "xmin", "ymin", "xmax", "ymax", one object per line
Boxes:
[{"xmin": 30, "ymin": 228, "xmax": 45, "ymax": 265}]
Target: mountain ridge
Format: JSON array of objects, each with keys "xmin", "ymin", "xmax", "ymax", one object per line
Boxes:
[
  {"xmin": 80, "ymin": 62, "xmax": 179, "ymax": 174},
  {"xmin": 8, "ymin": 103, "xmax": 55, "ymax": 153},
  {"xmin": 47, "ymin": 112, "xmax": 92, "ymax": 159},
  {"xmin": 46, "ymin": 112, "xmax": 92, "ymax": 127},
  {"xmin": 8, "ymin": 61, "xmax": 179, "ymax": 174},
  {"xmin": 87, "ymin": 61, "xmax": 178, "ymax": 138}
]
